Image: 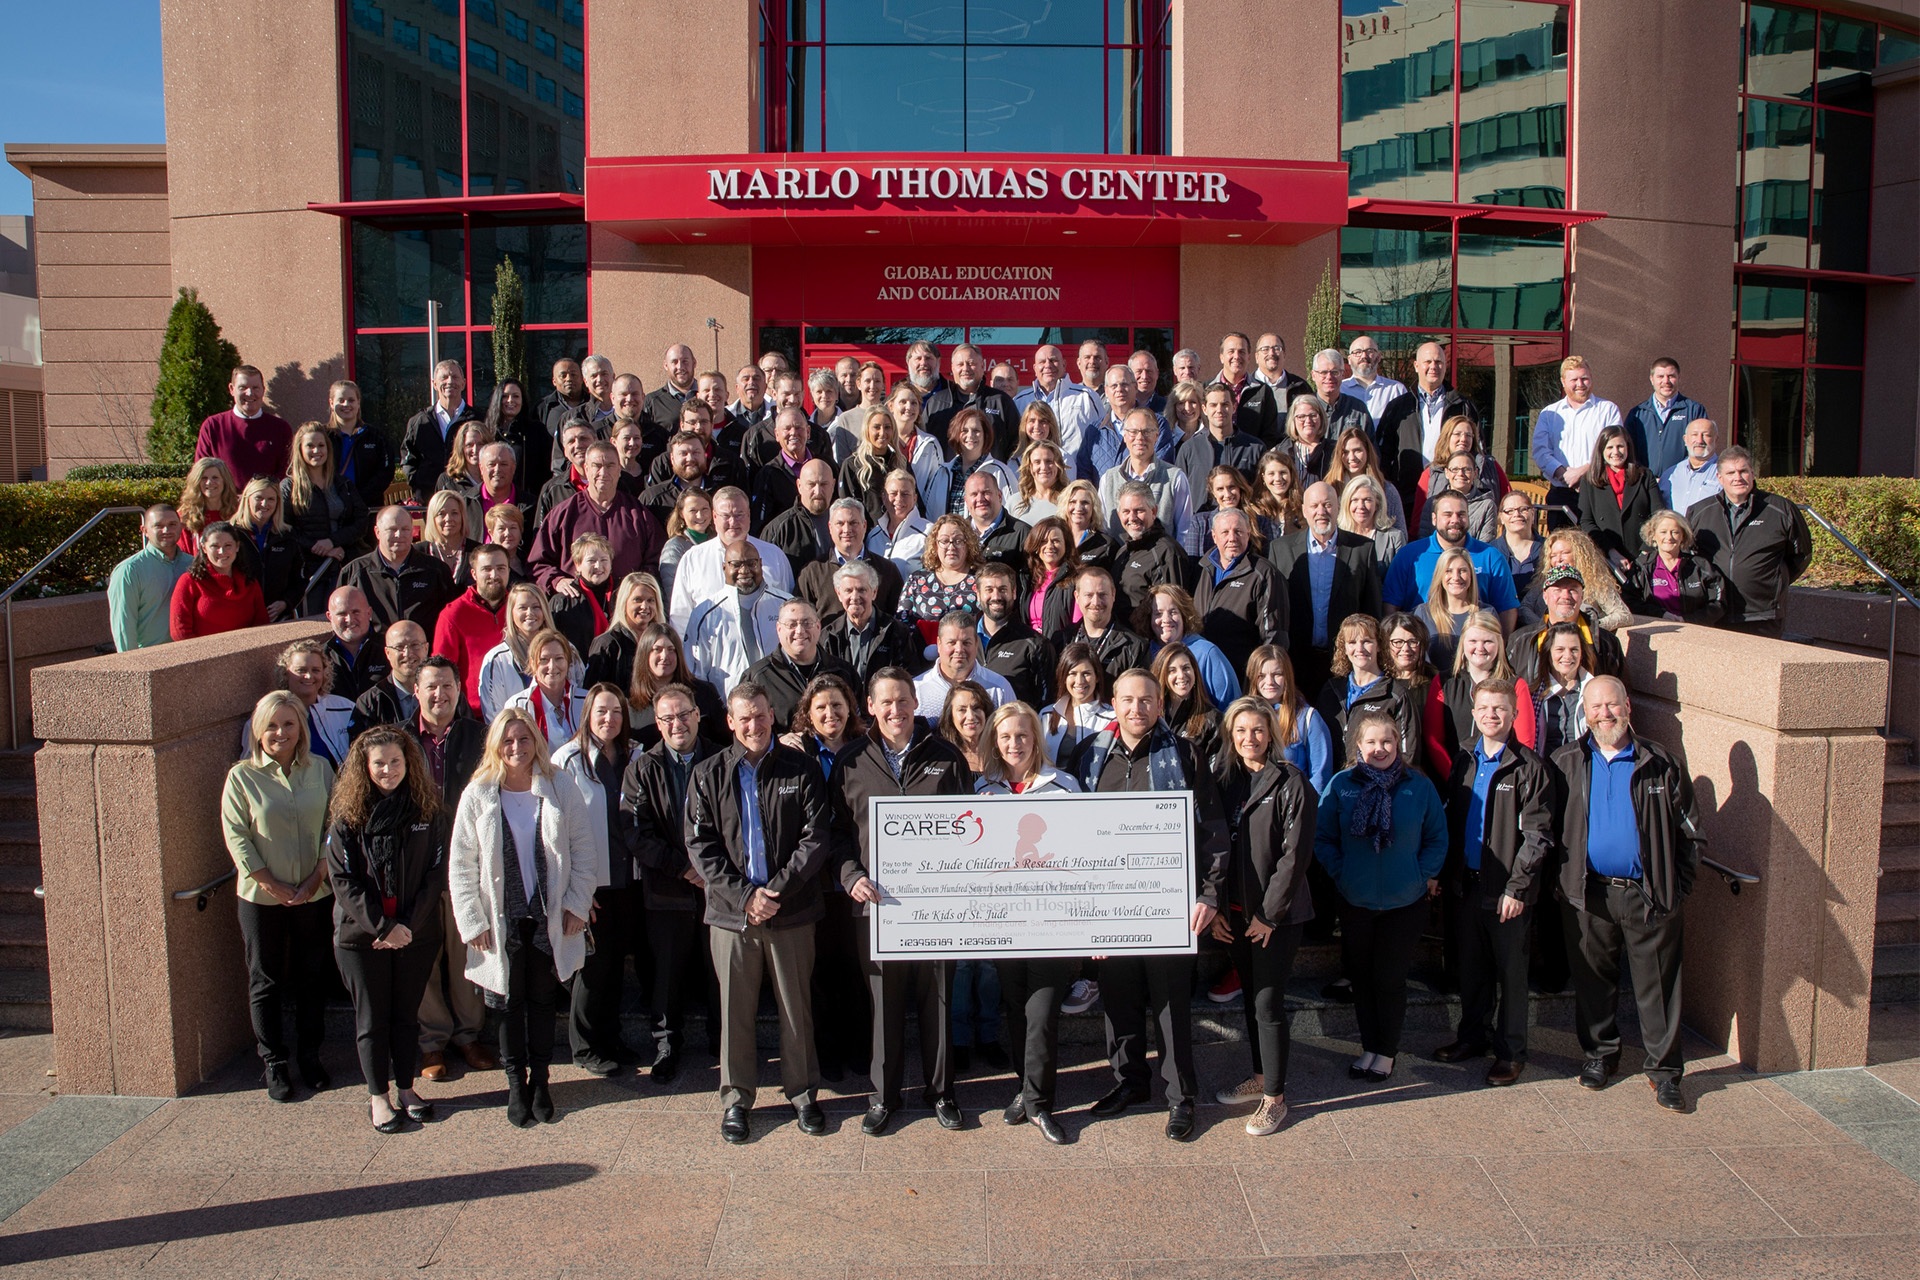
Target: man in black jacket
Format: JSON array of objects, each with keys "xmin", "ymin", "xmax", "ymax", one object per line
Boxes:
[
  {"xmin": 821, "ymin": 561, "xmax": 925, "ymax": 686},
  {"xmin": 1191, "ymin": 506, "xmax": 1289, "ymax": 677},
  {"xmin": 338, "ymin": 506, "xmax": 456, "ymax": 634},
  {"xmin": 641, "ymin": 343, "xmax": 697, "ymax": 434},
  {"xmin": 685, "ymin": 681, "xmax": 834, "ymax": 1142},
  {"xmin": 400, "ymin": 359, "xmax": 482, "ymax": 504},
  {"xmin": 1685, "ymin": 447, "xmax": 1811, "ymax": 636},
  {"xmin": 965, "ymin": 471, "xmax": 1032, "ymax": 578},
  {"xmin": 1551, "ymin": 677, "xmax": 1704, "ymax": 1113},
  {"xmin": 794, "ymin": 500, "xmax": 904, "ymax": 624},
  {"xmin": 1268, "ymin": 482, "xmax": 1383, "ymax": 697},
  {"xmin": 1374, "ymin": 342, "xmax": 1480, "ymax": 510},
  {"xmin": 744, "ymin": 600, "xmax": 860, "ymax": 730},
  {"xmin": 761, "ymin": 458, "xmax": 838, "ymax": 581},
  {"xmin": 828, "ymin": 668, "xmax": 973, "ymax": 1135},
  {"xmin": 1507, "ymin": 566, "xmax": 1625, "ymax": 687},
  {"xmin": 348, "ymin": 620, "xmax": 428, "ymax": 740},
  {"xmin": 1112, "ymin": 492, "xmax": 1195, "ymax": 622},
  {"xmin": 1072, "ymin": 670, "xmax": 1230, "ymax": 1141},
  {"xmin": 624, "ymin": 682, "xmax": 723, "ymax": 1084},
  {"xmin": 1053, "ymin": 567, "xmax": 1149, "ymax": 683},
  {"xmin": 1173, "ymin": 383, "xmax": 1266, "ymax": 489},
  {"xmin": 924, "ymin": 343, "xmax": 1020, "ymax": 459},
  {"xmin": 406, "ymin": 657, "xmax": 495, "ymax": 1081},
  {"xmin": 324, "ymin": 585, "xmax": 388, "ymax": 701},
  {"xmin": 976, "ymin": 563, "xmax": 1053, "ymax": 707},
  {"xmin": 1434, "ymin": 679, "xmax": 1554, "ymax": 1086}
]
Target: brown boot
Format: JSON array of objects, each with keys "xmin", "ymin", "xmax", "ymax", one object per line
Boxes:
[{"xmin": 459, "ymin": 1041, "xmax": 500, "ymax": 1071}]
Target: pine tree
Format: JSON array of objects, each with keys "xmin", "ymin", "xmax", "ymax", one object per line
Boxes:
[
  {"xmin": 491, "ymin": 258, "xmax": 527, "ymax": 388},
  {"xmin": 1303, "ymin": 260, "xmax": 1341, "ymax": 365},
  {"xmin": 148, "ymin": 287, "xmax": 240, "ymax": 464}
]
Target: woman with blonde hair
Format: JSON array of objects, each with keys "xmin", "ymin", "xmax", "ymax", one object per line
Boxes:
[
  {"xmin": 1338, "ymin": 473, "xmax": 1404, "ymax": 565},
  {"xmin": 447, "ymin": 706, "xmax": 598, "ymax": 1126},
  {"xmin": 283, "ymin": 420, "xmax": 369, "ymax": 606},
  {"xmin": 1322, "ymin": 426, "xmax": 1408, "ymax": 533},
  {"xmin": 421, "ymin": 490, "xmax": 480, "ymax": 590},
  {"xmin": 325, "ymin": 726, "xmax": 446, "ymax": 1131},
  {"xmin": 228, "ymin": 476, "xmax": 303, "ymax": 620},
  {"xmin": 222, "ymin": 689, "xmax": 336, "ymax": 1101},
  {"xmin": 1165, "ymin": 378, "xmax": 1206, "ymax": 449},
  {"xmin": 1245, "ymin": 645, "xmax": 1333, "ymax": 792},
  {"xmin": 1011, "ymin": 440, "xmax": 1069, "ymax": 522},
  {"xmin": 484, "ymin": 502, "xmax": 531, "ymax": 583},
  {"xmin": 1422, "ymin": 609, "xmax": 1536, "ymax": 777},
  {"xmin": 1060, "ymin": 478, "xmax": 1118, "ymax": 570},
  {"xmin": 502, "ymin": 627, "xmax": 588, "ymax": 749},
  {"xmin": 177, "ymin": 456, "xmax": 240, "ymax": 557},
  {"xmin": 1627, "ymin": 509, "xmax": 1724, "ymax": 623},
  {"xmin": 1523, "ymin": 527, "xmax": 1631, "ymax": 630},
  {"xmin": 1415, "ymin": 547, "xmax": 1482, "ymax": 672},
  {"xmin": 438, "ymin": 419, "xmax": 494, "ymax": 489},
  {"xmin": 584, "ymin": 571, "xmax": 665, "ymax": 690},
  {"xmin": 326, "ymin": 378, "xmax": 395, "ymax": 511},
  {"xmin": 479, "ymin": 584, "xmax": 579, "ymax": 721},
  {"xmin": 839, "ymin": 404, "xmax": 907, "ymax": 527},
  {"xmin": 1014, "ymin": 401, "xmax": 1068, "ymax": 471}
]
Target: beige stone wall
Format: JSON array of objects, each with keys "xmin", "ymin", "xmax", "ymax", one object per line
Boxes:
[
  {"xmin": 159, "ymin": 0, "xmax": 347, "ymax": 431},
  {"xmin": 5, "ymin": 148, "xmax": 171, "ymax": 476}
]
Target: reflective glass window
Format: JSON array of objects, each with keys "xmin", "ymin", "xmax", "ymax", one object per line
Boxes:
[
  {"xmin": 1882, "ymin": 28, "xmax": 1919, "ymax": 65},
  {"xmin": 1339, "ymin": 227, "xmax": 1453, "ymax": 329},
  {"xmin": 1340, "ymin": 0, "xmax": 1456, "ymax": 200},
  {"xmin": 1810, "ymin": 107, "xmax": 1871, "ymax": 272},
  {"xmin": 1746, "ymin": 3, "xmax": 1817, "ymax": 99},
  {"xmin": 1736, "ymin": 365, "xmax": 1804, "ymax": 478},
  {"xmin": 1740, "ymin": 99, "xmax": 1812, "ymax": 267},
  {"xmin": 470, "ymin": 217, "xmax": 588, "ymax": 325},
  {"xmin": 1809, "ymin": 281, "xmax": 1864, "ymax": 366},
  {"xmin": 1802, "ymin": 367, "xmax": 1860, "ymax": 476},
  {"xmin": 1738, "ymin": 280, "xmax": 1806, "ymax": 365},
  {"xmin": 1457, "ymin": 224, "xmax": 1563, "ymax": 331},
  {"xmin": 1456, "ymin": 1, "xmax": 1569, "ymax": 205},
  {"xmin": 352, "ymin": 218, "xmax": 465, "ymax": 329},
  {"xmin": 503, "ymin": 9, "xmax": 528, "ymax": 40}
]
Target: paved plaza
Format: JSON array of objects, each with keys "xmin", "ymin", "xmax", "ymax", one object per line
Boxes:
[{"xmin": 0, "ymin": 995, "xmax": 1915, "ymax": 1280}]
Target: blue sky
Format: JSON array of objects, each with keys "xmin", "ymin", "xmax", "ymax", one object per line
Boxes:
[{"xmin": 1, "ymin": 1, "xmax": 165, "ymax": 216}]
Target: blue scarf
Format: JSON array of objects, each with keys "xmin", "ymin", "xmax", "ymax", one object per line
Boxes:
[
  {"xmin": 1074, "ymin": 722, "xmax": 1187, "ymax": 793},
  {"xmin": 1347, "ymin": 759, "xmax": 1408, "ymax": 852}
]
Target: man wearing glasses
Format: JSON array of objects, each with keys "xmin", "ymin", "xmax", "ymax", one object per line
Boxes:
[
  {"xmin": 685, "ymin": 544, "xmax": 793, "ymax": 697},
  {"xmin": 1098, "ymin": 409, "xmax": 1199, "ymax": 556}
]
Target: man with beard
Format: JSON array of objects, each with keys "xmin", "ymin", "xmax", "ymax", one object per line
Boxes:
[
  {"xmin": 429, "ymin": 543, "xmax": 511, "ymax": 714},
  {"xmin": 974, "ymin": 561, "xmax": 1053, "ymax": 706},
  {"xmin": 1055, "ymin": 566, "xmax": 1149, "ymax": 683}
]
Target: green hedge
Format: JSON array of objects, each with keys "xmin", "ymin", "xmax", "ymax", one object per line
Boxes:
[
  {"xmin": 63, "ymin": 463, "xmax": 190, "ymax": 483},
  {"xmin": 1760, "ymin": 476, "xmax": 1920, "ymax": 591},
  {"xmin": 0, "ymin": 480, "xmax": 186, "ymax": 598}
]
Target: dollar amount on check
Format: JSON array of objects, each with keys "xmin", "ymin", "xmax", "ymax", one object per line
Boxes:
[{"xmin": 867, "ymin": 791, "xmax": 1196, "ymax": 960}]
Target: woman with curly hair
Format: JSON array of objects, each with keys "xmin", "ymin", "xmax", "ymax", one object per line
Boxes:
[
  {"xmin": 177, "ymin": 456, "xmax": 241, "ymax": 557},
  {"xmin": 897, "ymin": 514, "xmax": 985, "ymax": 640},
  {"xmin": 1011, "ymin": 439, "xmax": 1069, "ymax": 522},
  {"xmin": 326, "ymin": 726, "xmax": 447, "ymax": 1131},
  {"xmin": 1522, "ymin": 528, "xmax": 1632, "ymax": 630}
]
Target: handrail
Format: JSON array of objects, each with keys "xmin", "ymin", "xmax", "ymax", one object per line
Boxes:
[
  {"xmin": 1797, "ymin": 501, "xmax": 1917, "ymax": 739},
  {"xmin": 1700, "ymin": 855, "xmax": 1760, "ymax": 896},
  {"xmin": 2, "ymin": 505, "xmax": 148, "ymax": 747},
  {"xmin": 172, "ymin": 868, "xmax": 236, "ymax": 912}
]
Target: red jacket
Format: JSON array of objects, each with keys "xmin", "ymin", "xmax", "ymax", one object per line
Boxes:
[
  {"xmin": 170, "ymin": 570, "xmax": 269, "ymax": 640},
  {"xmin": 432, "ymin": 587, "xmax": 507, "ymax": 711}
]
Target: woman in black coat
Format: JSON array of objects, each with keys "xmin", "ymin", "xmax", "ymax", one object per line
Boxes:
[
  {"xmin": 229, "ymin": 477, "xmax": 306, "ymax": 620},
  {"xmin": 326, "ymin": 726, "xmax": 447, "ymax": 1133},
  {"xmin": 1578, "ymin": 425, "xmax": 1660, "ymax": 574},
  {"xmin": 1210, "ymin": 696, "xmax": 1317, "ymax": 1137},
  {"xmin": 1626, "ymin": 509, "xmax": 1725, "ymax": 624},
  {"xmin": 1313, "ymin": 614, "xmax": 1421, "ymax": 770},
  {"xmin": 284, "ymin": 421, "xmax": 372, "ymax": 611}
]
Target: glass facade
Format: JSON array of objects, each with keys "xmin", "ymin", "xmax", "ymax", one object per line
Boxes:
[
  {"xmin": 1735, "ymin": 2, "xmax": 1912, "ymax": 476},
  {"xmin": 1339, "ymin": 1, "xmax": 1570, "ymax": 477},
  {"xmin": 759, "ymin": 1, "xmax": 1171, "ymax": 154}
]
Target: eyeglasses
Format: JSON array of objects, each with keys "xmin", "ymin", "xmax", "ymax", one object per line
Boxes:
[
  {"xmin": 657, "ymin": 711, "xmax": 697, "ymax": 726},
  {"xmin": 1388, "ymin": 637, "xmax": 1423, "ymax": 650},
  {"xmin": 387, "ymin": 640, "xmax": 428, "ymax": 653},
  {"xmin": 1255, "ymin": 344, "xmax": 1283, "ymax": 354},
  {"xmin": 725, "ymin": 559, "xmax": 761, "ymax": 569}
]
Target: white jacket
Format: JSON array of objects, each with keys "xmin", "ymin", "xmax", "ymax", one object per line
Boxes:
[
  {"xmin": 867, "ymin": 511, "xmax": 931, "ymax": 579},
  {"xmin": 976, "ymin": 766, "xmax": 1082, "ymax": 795},
  {"xmin": 448, "ymin": 770, "xmax": 599, "ymax": 993},
  {"xmin": 550, "ymin": 739, "xmax": 614, "ymax": 887},
  {"xmin": 477, "ymin": 642, "xmax": 586, "ymax": 723},
  {"xmin": 668, "ymin": 534, "xmax": 795, "ymax": 633},
  {"xmin": 919, "ymin": 455, "xmax": 1016, "ymax": 521},
  {"xmin": 502, "ymin": 683, "xmax": 589, "ymax": 753},
  {"xmin": 685, "ymin": 584, "xmax": 792, "ymax": 695}
]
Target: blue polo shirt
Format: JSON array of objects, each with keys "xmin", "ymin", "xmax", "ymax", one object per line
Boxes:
[
  {"xmin": 1383, "ymin": 535, "xmax": 1520, "ymax": 613},
  {"xmin": 1586, "ymin": 740, "xmax": 1641, "ymax": 879},
  {"xmin": 1463, "ymin": 740, "xmax": 1505, "ymax": 871}
]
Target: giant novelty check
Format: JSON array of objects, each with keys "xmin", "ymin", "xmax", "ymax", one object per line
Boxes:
[{"xmin": 867, "ymin": 791, "xmax": 1196, "ymax": 960}]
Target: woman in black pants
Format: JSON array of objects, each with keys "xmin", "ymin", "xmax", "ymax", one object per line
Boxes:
[
  {"xmin": 1211, "ymin": 697, "xmax": 1318, "ymax": 1136},
  {"xmin": 326, "ymin": 726, "xmax": 448, "ymax": 1132}
]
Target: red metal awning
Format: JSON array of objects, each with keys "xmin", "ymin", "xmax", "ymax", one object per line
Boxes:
[{"xmin": 585, "ymin": 152, "xmax": 1351, "ymax": 248}]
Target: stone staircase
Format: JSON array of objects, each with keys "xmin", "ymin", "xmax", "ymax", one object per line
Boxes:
[
  {"xmin": 1876, "ymin": 735, "xmax": 1920, "ymax": 1007},
  {"xmin": 0, "ymin": 746, "xmax": 46, "ymax": 1031}
]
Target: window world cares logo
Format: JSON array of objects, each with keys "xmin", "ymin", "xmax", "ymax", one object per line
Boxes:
[{"xmin": 880, "ymin": 809, "xmax": 985, "ymax": 844}]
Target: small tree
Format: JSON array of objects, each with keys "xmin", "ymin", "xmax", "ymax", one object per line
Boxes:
[
  {"xmin": 1303, "ymin": 260, "xmax": 1341, "ymax": 365},
  {"xmin": 491, "ymin": 257, "xmax": 528, "ymax": 388},
  {"xmin": 148, "ymin": 287, "xmax": 240, "ymax": 465}
]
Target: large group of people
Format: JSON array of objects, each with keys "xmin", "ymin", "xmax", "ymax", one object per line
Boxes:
[{"xmin": 140, "ymin": 330, "xmax": 1794, "ymax": 1140}]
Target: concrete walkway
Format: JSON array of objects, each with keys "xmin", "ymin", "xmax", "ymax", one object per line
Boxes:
[{"xmin": 0, "ymin": 1002, "xmax": 1916, "ymax": 1279}]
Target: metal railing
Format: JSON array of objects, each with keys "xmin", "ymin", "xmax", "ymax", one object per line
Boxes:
[
  {"xmin": 0, "ymin": 506, "xmax": 147, "ymax": 743},
  {"xmin": 1797, "ymin": 502, "xmax": 1918, "ymax": 739},
  {"xmin": 172, "ymin": 868, "xmax": 236, "ymax": 912}
]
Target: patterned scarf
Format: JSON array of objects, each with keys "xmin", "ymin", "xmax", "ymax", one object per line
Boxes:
[{"xmin": 1348, "ymin": 759, "xmax": 1409, "ymax": 853}]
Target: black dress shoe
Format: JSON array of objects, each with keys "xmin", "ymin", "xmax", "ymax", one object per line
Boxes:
[
  {"xmin": 298, "ymin": 1058, "xmax": 330, "ymax": 1092},
  {"xmin": 952, "ymin": 1045, "xmax": 973, "ymax": 1074},
  {"xmin": 530, "ymin": 1081, "xmax": 557, "ymax": 1123},
  {"xmin": 1432, "ymin": 1040, "xmax": 1489, "ymax": 1064},
  {"xmin": 1030, "ymin": 1108, "xmax": 1068, "ymax": 1145},
  {"xmin": 1653, "ymin": 1077, "xmax": 1687, "ymax": 1112},
  {"xmin": 861, "ymin": 1103, "xmax": 894, "ymax": 1136},
  {"xmin": 400, "ymin": 1094, "xmax": 435, "ymax": 1123},
  {"xmin": 977, "ymin": 1041, "xmax": 1010, "ymax": 1070},
  {"xmin": 265, "ymin": 1064, "xmax": 296, "ymax": 1103},
  {"xmin": 721, "ymin": 1104, "xmax": 750, "ymax": 1144},
  {"xmin": 1579, "ymin": 1055, "xmax": 1620, "ymax": 1091},
  {"xmin": 933, "ymin": 1098, "xmax": 963, "ymax": 1130},
  {"xmin": 1090, "ymin": 1084, "xmax": 1149, "ymax": 1116},
  {"xmin": 573, "ymin": 1053, "xmax": 622, "ymax": 1078},
  {"xmin": 1002, "ymin": 1098, "xmax": 1027, "ymax": 1126},
  {"xmin": 795, "ymin": 1100, "xmax": 827, "ymax": 1136},
  {"xmin": 1166, "ymin": 1102, "xmax": 1196, "ymax": 1141},
  {"xmin": 650, "ymin": 1051, "xmax": 680, "ymax": 1085}
]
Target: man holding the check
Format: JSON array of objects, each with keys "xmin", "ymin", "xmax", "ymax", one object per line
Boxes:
[{"xmin": 1071, "ymin": 669, "xmax": 1231, "ymax": 1140}]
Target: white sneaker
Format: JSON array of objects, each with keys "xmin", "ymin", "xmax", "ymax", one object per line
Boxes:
[
  {"xmin": 1215, "ymin": 1075, "xmax": 1265, "ymax": 1106},
  {"xmin": 1061, "ymin": 980, "xmax": 1099, "ymax": 1015},
  {"xmin": 1245, "ymin": 1095, "xmax": 1288, "ymax": 1136}
]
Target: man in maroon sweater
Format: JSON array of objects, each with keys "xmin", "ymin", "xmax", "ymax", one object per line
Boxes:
[
  {"xmin": 193, "ymin": 364, "xmax": 292, "ymax": 484},
  {"xmin": 528, "ymin": 441, "xmax": 666, "ymax": 595},
  {"xmin": 431, "ymin": 543, "xmax": 511, "ymax": 713}
]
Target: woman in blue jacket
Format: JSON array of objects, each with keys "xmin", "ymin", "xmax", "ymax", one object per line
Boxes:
[{"xmin": 1314, "ymin": 708, "xmax": 1448, "ymax": 1083}]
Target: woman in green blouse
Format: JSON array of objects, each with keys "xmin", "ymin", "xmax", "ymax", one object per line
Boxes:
[{"xmin": 221, "ymin": 690, "xmax": 337, "ymax": 1102}]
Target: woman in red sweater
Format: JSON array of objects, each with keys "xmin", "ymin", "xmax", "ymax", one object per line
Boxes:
[{"xmin": 170, "ymin": 521, "xmax": 270, "ymax": 640}]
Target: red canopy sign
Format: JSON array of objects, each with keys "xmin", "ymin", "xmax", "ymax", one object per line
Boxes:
[{"xmin": 587, "ymin": 152, "xmax": 1348, "ymax": 248}]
